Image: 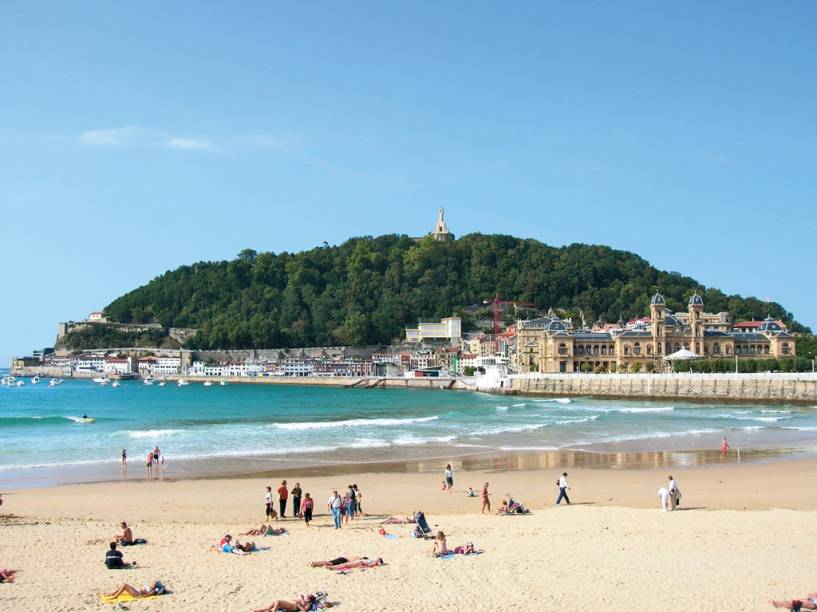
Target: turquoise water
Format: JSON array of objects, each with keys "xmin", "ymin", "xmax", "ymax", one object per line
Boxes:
[{"xmin": 2, "ymin": 371, "xmax": 817, "ymax": 485}]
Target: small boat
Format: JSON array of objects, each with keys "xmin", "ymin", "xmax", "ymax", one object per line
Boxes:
[
  {"xmin": 15, "ymin": 380, "xmax": 25, "ymax": 387},
  {"xmin": 49, "ymin": 379, "xmax": 63, "ymax": 387},
  {"xmin": 219, "ymin": 381, "xmax": 228, "ymax": 386},
  {"xmin": 31, "ymin": 376, "xmax": 40, "ymax": 384},
  {"xmin": 0, "ymin": 376, "xmax": 13, "ymax": 386},
  {"xmin": 111, "ymin": 381, "xmax": 120, "ymax": 388},
  {"xmin": 143, "ymin": 377, "xmax": 154, "ymax": 386},
  {"xmin": 158, "ymin": 380, "xmax": 166, "ymax": 387},
  {"xmin": 177, "ymin": 379, "xmax": 189, "ymax": 387},
  {"xmin": 203, "ymin": 381, "xmax": 213, "ymax": 387}
]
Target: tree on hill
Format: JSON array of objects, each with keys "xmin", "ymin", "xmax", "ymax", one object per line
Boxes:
[{"xmin": 103, "ymin": 234, "xmax": 808, "ymax": 349}]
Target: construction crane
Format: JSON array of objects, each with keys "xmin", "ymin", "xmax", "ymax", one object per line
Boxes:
[{"xmin": 483, "ymin": 293, "xmax": 535, "ymax": 354}]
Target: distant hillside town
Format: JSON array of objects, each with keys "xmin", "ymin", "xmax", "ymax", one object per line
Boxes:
[{"xmin": 11, "ymin": 289, "xmax": 809, "ymax": 380}]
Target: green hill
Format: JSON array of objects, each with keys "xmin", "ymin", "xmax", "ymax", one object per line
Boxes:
[{"xmin": 103, "ymin": 234, "xmax": 808, "ymax": 349}]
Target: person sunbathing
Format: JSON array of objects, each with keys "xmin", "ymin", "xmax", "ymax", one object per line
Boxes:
[
  {"xmin": 0, "ymin": 569, "xmax": 18, "ymax": 583},
  {"xmin": 253, "ymin": 593, "xmax": 316, "ymax": 612},
  {"xmin": 770, "ymin": 592, "xmax": 817, "ymax": 610},
  {"xmin": 241, "ymin": 524, "xmax": 287, "ymax": 536},
  {"xmin": 114, "ymin": 522, "xmax": 133, "ymax": 544},
  {"xmin": 220, "ymin": 535, "xmax": 256, "ymax": 555},
  {"xmin": 331, "ymin": 557, "xmax": 383, "ymax": 571},
  {"xmin": 310, "ymin": 555, "xmax": 364, "ymax": 568},
  {"xmin": 380, "ymin": 515, "xmax": 415, "ymax": 524},
  {"xmin": 105, "ymin": 580, "xmax": 166, "ymax": 599}
]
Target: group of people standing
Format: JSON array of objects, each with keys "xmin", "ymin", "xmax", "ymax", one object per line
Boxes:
[
  {"xmin": 658, "ymin": 475, "xmax": 682, "ymax": 511},
  {"xmin": 264, "ymin": 482, "xmax": 363, "ymax": 529},
  {"xmin": 265, "ymin": 480, "xmax": 303, "ymax": 520}
]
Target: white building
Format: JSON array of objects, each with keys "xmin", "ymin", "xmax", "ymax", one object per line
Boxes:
[
  {"xmin": 87, "ymin": 311, "xmax": 106, "ymax": 322},
  {"xmin": 138, "ymin": 356, "xmax": 158, "ymax": 377},
  {"xmin": 405, "ymin": 316, "xmax": 462, "ymax": 346},
  {"xmin": 155, "ymin": 356, "xmax": 181, "ymax": 376},
  {"xmin": 73, "ymin": 354, "xmax": 106, "ymax": 372},
  {"xmin": 410, "ymin": 350, "xmax": 437, "ymax": 370},
  {"xmin": 103, "ymin": 357, "xmax": 131, "ymax": 375}
]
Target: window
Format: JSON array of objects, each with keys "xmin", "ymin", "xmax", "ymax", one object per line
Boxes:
[
  {"xmin": 634, "ymin": 342, "xmax": 641, "ymax": 355},
  {"xmin": 624, "ymin": 345, "xmax": 630, "ymax": 356},
  {"xmin": 592, "ymin": 345, "xmax": 599, "ymax": 355},
  {"xmin": 713, "ymin": 343, "xmax": 720, "ymax": 355},
  {"xmin": 558, "ymin": 343, "xmax": 568, "ymax": 356},
  {"xmin": 783, "ymin": 343, "xmax": 790, "ymax": 355},
  {"xmin": 647, "ymin": 345, "xmax": 653, "ymax": 355},
  {"xmin": 725, "ymin": 345, "xmax": 731, "ymax": 355}
]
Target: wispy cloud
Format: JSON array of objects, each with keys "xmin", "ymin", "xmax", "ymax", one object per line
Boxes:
[
  {"xmin": 165, "ymin": 137, "xmax": 215, "ymax": 151},
  {"xmin": 78, "ymin": 125, "xmax": 218, "ymax": 152},
  {"xmin": 77, "ymin": 125, "xmax": 292, "ymax": 154},
  {"xmin": 80, "ymin": 125, "xmax": 149, "ymax": 146}
]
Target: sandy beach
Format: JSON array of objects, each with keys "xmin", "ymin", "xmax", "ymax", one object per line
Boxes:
[{"xmin": 2, "ymin": 456, "xmax": 817, "ymax": 611}]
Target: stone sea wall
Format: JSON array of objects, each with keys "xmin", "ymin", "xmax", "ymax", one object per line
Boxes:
[{"xmin": 510, "ymin": 373, "xmax": 817, "ymax": 403}]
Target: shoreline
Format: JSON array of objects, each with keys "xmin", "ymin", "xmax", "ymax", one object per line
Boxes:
[{"xmin": 4, "ymin": 438, "xmax": 817, "ymax": 492}]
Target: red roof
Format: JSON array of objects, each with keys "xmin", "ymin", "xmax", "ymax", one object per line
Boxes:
[{"xmin": 734, "ymin": 321, "xmax": 761, "ymax": 328}]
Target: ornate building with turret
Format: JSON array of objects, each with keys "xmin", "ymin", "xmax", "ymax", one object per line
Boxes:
[{"xmin": 515, "ymin": 292, "xmax": 796, "ymax": 373}]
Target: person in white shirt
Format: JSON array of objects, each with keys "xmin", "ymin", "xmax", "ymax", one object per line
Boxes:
[
  {"xmin": 556, "ymin": 472, "xmax": 571, "ymax": 505},
  {"xmin": 327, "ymin": 490, "xmax": 342, "ymax": 529},
  {"xmin": 444, "ymin": 464, "xmax": 454, "ymax": 493},
  {"xmin": 264, "ymin": 486, "xmax": 275, "ymax": 520}
]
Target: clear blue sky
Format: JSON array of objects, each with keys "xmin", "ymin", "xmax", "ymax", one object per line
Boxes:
[{"xmin": 2, "ymin": 1, "xmax": 816, "ymax": 363}]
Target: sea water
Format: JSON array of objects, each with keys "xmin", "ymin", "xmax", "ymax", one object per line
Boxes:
[{"xmin": 2, "ymin": 371, "xmax": 817, "ymax": 487}]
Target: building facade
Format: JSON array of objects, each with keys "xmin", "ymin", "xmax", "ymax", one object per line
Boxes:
[
  {"xmin": 515, "ymin": 292, "xmax": 796, "ymax": 373},
  {"xmin": 405, "ymin": 316, "xmax": 462, "ymax": 346}
]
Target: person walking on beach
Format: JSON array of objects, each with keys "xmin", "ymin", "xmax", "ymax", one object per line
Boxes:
[
  {"xmin": 121, "ymin": 449, "xmax": 127, "ymax": 467},
  {"xmin": 301, "ymin": 493, "xmax": 314, "ymax": 527},
  {"xmin": 328, "ymin": 490, "xmax": 342, "ymax": 529},
  {"xmin": 556, "ymin": 472, "xmax": 571, "ymax": 505},
  {"xmin": 721, "ymin": 435, "xmax": 730, "ymax": 461},
  {"xmin": 291, "ymin": 482, "xmax": 302, "ymax": 518},
  {"xmin": 482, "ymin": 482, "xmax": 491, "ymax": 514},
  {"xmin": 346, "ymin": 484, "xmax": 357, "ymax": 519},
  {"xmin": 265, "ymin": 486, "xmax": 275, "ymax": 521},
  {"xmin": 145, "ymin": 451, "xmax": 153, "ymax": 481},
  {"xmin": 444, "ymin": 464, "xmax": 454, "ymax": 493},
  {"xmin": 277, "ymin": 480, "xmax": 289, "ymax": 518}
]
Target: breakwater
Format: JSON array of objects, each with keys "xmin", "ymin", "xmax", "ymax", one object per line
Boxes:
[{"xmin": 510, "ymin": 373, "xmax": 817, "ymax": 404}]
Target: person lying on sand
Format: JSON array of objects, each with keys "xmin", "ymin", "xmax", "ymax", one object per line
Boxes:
[
  {"xmin": 0, "ymin": 569, "xmax": 18, "ymax": 583},
  {"xmin": 380, "ymin": 515, "xmax": 415, "ymax": 524},
  {"xmin": 105, "ymin": 580, "xmax": 166, "ymax": 599},
  {"xmin": 310, "ymin": 555, "xmax": 365, "ymax": 568},
  {"xmin": 241, "ymin": 524, "xmax": 287, "ymax": 536},
  {"xmin": 254, "ymin": 592, "xmax": 326, "ymax": 612},
  {"xmin": 770, "ymin": 592, "xmax": 817, "ymax": 610},
  {"xmin": 331, "ymin": 558, "xmax": 383, "ymax": 571}
]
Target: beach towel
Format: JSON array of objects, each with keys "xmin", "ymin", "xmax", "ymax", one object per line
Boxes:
[{"xmin": 100, "ymin": 593, "xmax": 161, "ymax": 604}]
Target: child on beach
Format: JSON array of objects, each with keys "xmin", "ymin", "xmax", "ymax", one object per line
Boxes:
[{"xmin": 301, "ymin": 493, "xmax": 314, "ymax": 526}]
